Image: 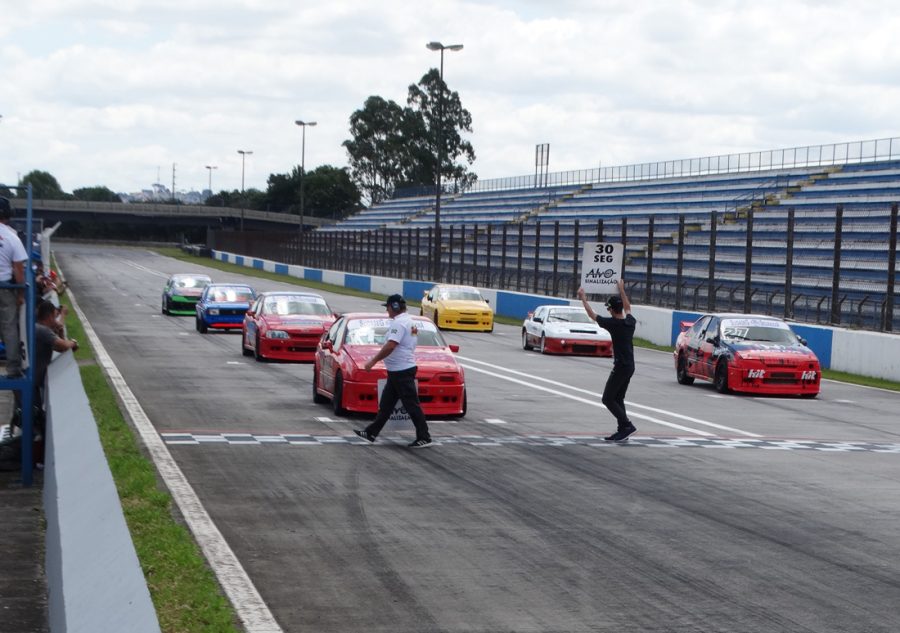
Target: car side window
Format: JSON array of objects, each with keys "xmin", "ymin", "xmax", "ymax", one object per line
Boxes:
[
  {"xmin": 689, "ymin": 316, "xmax": 711, "ymax": 340},
  {"xmin": 333, "ymin": 319, "xmax": 349, "ymax": 352},
  {"xmin": 705, "ymin": 317, "xmax": 721, "ymax": 342},
  {"xmin": 252, "ymin": 297, "xmax": 263, "ymax": 314},
  {"xmin": 534, "ymin": 307, "xmax": 546, "ymax": 322}
]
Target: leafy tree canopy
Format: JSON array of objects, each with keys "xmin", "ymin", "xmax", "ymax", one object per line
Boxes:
[
  {"xmin": 19, "ymin": 170, "xmax": 70, "ymax": 199},
  {"xmin": 73, "ymin": 186, "xmax": 122, "ymax": 202}
]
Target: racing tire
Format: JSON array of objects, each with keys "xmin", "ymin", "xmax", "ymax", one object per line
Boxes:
[
  {"xmin": 241, "ymin": 330, "xmax": 253, "ymax": 356},
  {"xmin": 332, "ymin": 373, "xmax": 348, "ymax": 416},
  {"xmin": 312, "ymin": 369, "xmax": 328, "ymax": 404},
  {"xmin": 714, "ymin": 360, "xmax": 730, "ymax": 394},
  {"xmin": 539, "ymin": 334, "xmax": 547, "ymax": 354},
  {"xmin": 162, "ymin": 298, "xmax": 168, "ymax": 315},
  {"xmin": 254, "ymin": 333, "xmax": 265, "ymax": 362},
  {"xmin": 522, "ymin": 330, "xmax": 533, "ymax": 350},
  {"xmin": 433, "ymin": 311, "xmax": 442, "ymax": 330},
  {"xmin": 197, "ymin": 317, "xmax": 208, "ymax": 334},
  {"xmin": 452, "ymin": 388, "xmax": 467, "ymax": 418},
  {"xmin": 676, "ymin": 354, "xmax": 695, "ymax": 385},
  {"xmin": 800, "ymin": 392, "xmax": 819, "ymax": 399}
]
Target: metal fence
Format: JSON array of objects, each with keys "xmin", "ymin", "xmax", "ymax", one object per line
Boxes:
[{"xmin": 212, "ymin": 203, "xmax": 899, "ymax": 332}]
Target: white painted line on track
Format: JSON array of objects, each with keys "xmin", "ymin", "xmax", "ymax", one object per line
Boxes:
[
  {"xmin": 66, "ymin": 286, "xmax": 284, "ymax": 633},
  {"xmin": 122, "ymin": 259, "xmax": 170, "ymax": 278},
  {"xmin": 485, "ymin": 418, "xmax": 508, "ymax": 424},
  {"xmin": 459, "ymin": 356, "xmax": 761, "ymax": 437},
  {"xmin": 460, "ymin": 363, "xmax": 714, "ymax": 436}
]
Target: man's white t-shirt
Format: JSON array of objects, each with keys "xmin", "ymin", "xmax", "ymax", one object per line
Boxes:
[
  {"xmin": 383, "ymin": 311, "xmax": 418, "ymax": 372},
  {"xmin": 0, "ymin": 224, "xmax": 27, "ymax": 281}
]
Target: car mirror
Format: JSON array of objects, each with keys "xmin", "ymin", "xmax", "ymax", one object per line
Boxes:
[
  {"xmin": 534, "ymin": 317, "xmax": 543, "ymax": 323},
  {"xmin": 799, "ymin": 336, "xmax": 808, "ymax": 346},
  {"xmin": 706, "ymin": 336, "xmax": 717, "ymax": 344},
  {"xmin": 484, "ymin": 299, "xmax": 490, "ymax": 304},
  {"xmin": 245, "ymin": 310, "xmax": 255, "ymax": 317},
  {"xmin": 322, "ymin": 340, "xmax": 333, "ymax": 351},
  {"xmin": 449, "ymin": 344, "xmax": 460, "ymax": 353}
]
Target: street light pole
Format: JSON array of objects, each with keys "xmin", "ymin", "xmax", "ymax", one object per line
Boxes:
[
  {"xmin": 205, "ymin": 165, "xmax": 217, "ymax": 201},
  {"xmin": 237, "ymin": 150, "xmax": 252, "ymax": 231},
  {"xmin": 426, "ymin": 41, "xmax": 463, "ymax": 282},
  {"xmin": 294, "ymin": 121, "xmax": 317, "ymax": 253}
]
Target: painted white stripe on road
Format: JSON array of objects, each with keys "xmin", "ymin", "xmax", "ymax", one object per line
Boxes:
[
  {"xmin": 459, "ymin": 356, "xmax": 761, "ymax": 437},
  {"xmin": 66, "ymin": 287, "xmax": 283, "ymax": 633}
]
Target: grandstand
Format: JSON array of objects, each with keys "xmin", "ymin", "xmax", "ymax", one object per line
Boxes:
[{"xmin": 217, "ymin": 138, "xmax": 900, "ymax": 331}]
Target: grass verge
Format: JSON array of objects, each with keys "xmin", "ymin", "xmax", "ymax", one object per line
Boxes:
[
  {"xmin": 58, "ymin": 290, "xmax": 241, "ymax": 633},
  {"xmin": 156, "ymin": 245, "xmax": 900, "ymax": 392}
]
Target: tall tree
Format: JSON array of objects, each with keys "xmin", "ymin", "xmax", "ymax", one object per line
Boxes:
[
  {"xmin": 343, "ymin": 96, "xmax": 410, "ymax": 205},
  {"xmin": 303, "ymin": 165, "xmax": 362, "ymax": 220},
  {"xmin": 407, "ymin": 68, "xmax": 477, "ymax": 192},
  {"xmin": 19, "ymin": 170, "xmax": 69, "ymax": 199}
]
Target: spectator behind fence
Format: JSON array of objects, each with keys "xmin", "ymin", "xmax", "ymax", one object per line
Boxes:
[{"xmin": 0, "ymin": 197, "xmax": 27, "ymax": 379}]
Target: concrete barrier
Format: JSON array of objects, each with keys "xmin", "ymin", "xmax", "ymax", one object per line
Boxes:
[
  {"xmin": 44, "ymin": 352, "xmax": 160, "ymax": 633},
  {"xmin": 212, "ymin": 250, "xmax": 900, "ymax": 382}
]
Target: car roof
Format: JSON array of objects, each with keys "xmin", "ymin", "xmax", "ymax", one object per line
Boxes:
[
  {"xmin": 259, "ymin": 291, "xmax": 324, "ymax": 299},
  {"xmin": 701, "ymin": 313, "xmax": 787, "ymax": 321},
  {"xmin": 339, "ymin": 312, "xmax": 431, "ymax": 321},
  {"xmin": 206, "ymin": 282, "xmax": 252, "ymax": 288},
  {"xmin": 433, "ymin": 284, "xmax": 479, "ymax": 291},
  {"xmin": 171, "ymin": 273, "xmax": 211, "ymax": 279}
]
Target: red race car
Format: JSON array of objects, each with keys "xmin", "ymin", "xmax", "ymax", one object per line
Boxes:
[
  {"xmin": 242, "ymin": 291, "xmax": 337, "ymax": 362},
  {"xmin": 673, "ymin": 313, "xmax": 820, "ymax": 397},
  {"xmin": 312, "ymin": 312, "xmax": 466, "ymax": 417}
]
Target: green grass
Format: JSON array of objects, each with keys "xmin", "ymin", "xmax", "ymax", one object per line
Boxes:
[{"xmin": 58, "ymin": 290, "xmax": 241, "ymax": 633}]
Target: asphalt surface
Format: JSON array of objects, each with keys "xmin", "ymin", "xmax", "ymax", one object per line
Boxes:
[{"xmin": 57, "ymin": 243, "xmax": 900, "ymax": 633}]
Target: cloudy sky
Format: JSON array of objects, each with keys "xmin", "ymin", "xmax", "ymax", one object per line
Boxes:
[{"xmin": 2, "ymin": 0, "xmax": 899, "ymax": 196}]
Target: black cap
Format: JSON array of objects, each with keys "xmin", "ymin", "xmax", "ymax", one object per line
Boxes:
[
  {"xmin": 605, "ymin": 295, "xmax": 624, "ymax": 311},
  {"xmin": 0, "ymin": 197, "xmax": 12, "ymax": 218},
  {"xmin": 382, "ymin": 293, "xmax": 406, "ymax": 310}
]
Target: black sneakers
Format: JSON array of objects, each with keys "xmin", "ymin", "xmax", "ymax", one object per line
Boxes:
[
  {"xmin": 604, "ymin": 424, "xmax": 637, "ymax": 442},
  {"xmin": 353, "ymin": 429, "xmax": 375, "ymax": 443},
  {"xmin": 408, "ymin": 438, "xmax": 434, "ymax": 449}
]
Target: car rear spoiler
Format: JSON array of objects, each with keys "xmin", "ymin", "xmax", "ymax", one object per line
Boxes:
[{"xmin": 678, "ymin": 319, "xmax": 696, "ymax": 333}]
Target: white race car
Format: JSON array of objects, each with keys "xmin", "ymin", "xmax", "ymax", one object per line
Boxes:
[{"xmin": 522, "ymin": 305, "xmax": 613, "ymax": 356}]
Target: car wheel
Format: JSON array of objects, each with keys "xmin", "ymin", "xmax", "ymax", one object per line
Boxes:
[
  {"xmin": 254, "ymin": 333, "xmax": 265, "ymax": 362},
  {"xmin": 539, "ymin": 334, "xmax": 547, "ymax": 354},
  {"xmin": 312, "ymin": 368, "xmax": 328, "ymax": 404},
  {"xmin": 197, "ymin": 316, "xmax": 208, "ymax": 334},
  {"xmin": 332, "ymin": 372, "xmax": 348, "ymax": 416},
  {"xmin": 241, "ymin": 330, "xmax": 253, "ymax": 356},
  {"xmin": 459, "ymin": 388, "xmax": 467, "ymax": 418},
  {"xmin": 522, "ymin": 330, "xmax": 533, "ymax": 350},
  {"xmin": 162, "ymin": 298, "xmax": 168, "ymax": 315},
  {"xmin": 433, "ymin": 310, "xmax": 442, "ymax": 330},
  {"xmin": 676, "ymin": 353, "xmax": 695, "ymax": 385},
  {"xmin": 714, "ymin": 360, "xmax": 730, "ymax": 394}
]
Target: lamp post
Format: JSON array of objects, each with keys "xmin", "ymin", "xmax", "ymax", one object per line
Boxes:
[
  {"xmin": 426, "ymin": 41, "xmax": 463, "ymax": 281},
  {"xmin": 294, "ymin": 120, "xmax": 317, "ymax": 234},
  {"xmin": 204, "ymin": 165, "xmax": 217, "ymax": 201},
  {"xmin": 237, "ymin": 150, "xmax": 252, "ymax": 231}
]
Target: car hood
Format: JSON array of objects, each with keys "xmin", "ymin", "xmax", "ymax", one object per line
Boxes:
[
  {"xmin": 173, "ymin": 288, "xmax": 205, "ymax": 297},
  {"xmin": 437, "ymin": 299, "xmax": 492, "ymax": 312},
  {"xmin": 728, "ymin": 342, "xmax": 818, "ymax": 362},
  {"xmin": 543, "ymin": 322, "xmax": 610, "ymax": 338},
  {"xmin": 345, "ymin": 346, "xmax": 460, "ymax": 371}
]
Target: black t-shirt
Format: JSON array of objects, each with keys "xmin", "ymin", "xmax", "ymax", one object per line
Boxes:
[
  {"xmin": 34, "ymin": 323, "xmax": 58, "ymax": 388},
  {"xmin": 595, "ymin": 314, "xmax": 636, "ymax": 367}
]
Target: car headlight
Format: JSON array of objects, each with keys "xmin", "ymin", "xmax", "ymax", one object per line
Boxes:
[
  {"xmin": 208, "ymin": 308, "xmax": 220, "ymax": 315},
  {"xmin": 266, "ymin": 330, "xmax": 290, "ymax": 339}
]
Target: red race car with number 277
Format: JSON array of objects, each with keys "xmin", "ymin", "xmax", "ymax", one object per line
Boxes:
[{"xmin": 673, "ymin": 313, "xmax": 820, "ymax": 397}]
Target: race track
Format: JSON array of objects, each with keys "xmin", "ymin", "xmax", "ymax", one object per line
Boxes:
[{"xmin": 57, "ymin": 244, "xmax": 900, "ymax": 633}]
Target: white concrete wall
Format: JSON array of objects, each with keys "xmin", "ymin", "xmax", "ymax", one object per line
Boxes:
[{"xmin": 831, "ymin": 327, "xmax": 900, "ymax": 381}]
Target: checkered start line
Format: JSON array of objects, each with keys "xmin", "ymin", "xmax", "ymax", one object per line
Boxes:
[{"xmin": 160, "ymin": 433, "xmax": 900, "ymax": 453}]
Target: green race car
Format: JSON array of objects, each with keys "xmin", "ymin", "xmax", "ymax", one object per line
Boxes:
[{"xmin": 162, "ymin": 273, "xmax": 212, "ymax": 315}]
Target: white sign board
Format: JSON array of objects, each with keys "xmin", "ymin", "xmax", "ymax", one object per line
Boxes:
[
  {"xmin": 377, "ymin": 379, "xmax": 417, "ymax": 425},
  {"xmin": 580, "ymin": 242, "xmax": 623, "ymax": 292}
]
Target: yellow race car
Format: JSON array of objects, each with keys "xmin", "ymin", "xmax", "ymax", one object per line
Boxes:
[{"xmin": 420, "ymin": 284, "xmax": 494, "ymax": 332}]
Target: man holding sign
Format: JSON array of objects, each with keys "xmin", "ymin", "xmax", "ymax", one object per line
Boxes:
[
  {"xmin": 577, "ymin": 280, "xmax": 637, "ymax": 442},
  {"xmin": 354, "ymin": 294, "xmax": 433, "ymax": 448}
]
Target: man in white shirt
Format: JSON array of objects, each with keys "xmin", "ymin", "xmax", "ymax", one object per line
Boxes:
[
  {"xmin": 354, "ymin": 294, "xmax": 433, "ymax": 448},
  {"xmin": 0, "ymin": 198, "xmax": 27, "ymax": 378}
]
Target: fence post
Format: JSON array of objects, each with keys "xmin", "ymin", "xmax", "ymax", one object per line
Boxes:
[
  {"xmin": 552, "ymin": 221, "xmax": 560, "ymax": 296},
  {"xmin": 573, "ymin": 220, "xmax": 580, "ymax": 296},
  {"xmin": 533, "ymin": 221, "xmax": 542, "ymax": 294},
  {"xmin": 516, "ymin": 223, "xmax": 524, "ymax": 291},
  {"xmin": 473, "ymin": 224, "xmax": 480, "ymax": 286},
  {"xmin": 831, "ymin": 205, "xmax": 843, "ymax": 324},
  {"xmin": 447, "ymin": 225, "xmax": 455, "ymax": 284},
  {"xmin": 784, "ymin": 208, "xmax": 795, "ymax": 319},
  {"xmin": 675, "ymin": 215, "xmax": 685, "ymax": 310},
  {"xmin": 486, "ymin": 224, "xmax": 493, "ymax": 288},
  {"xmin": 743, "ymin": 207, "xmax": 754, "ymax": 314},
  {"xmin": 644, "ymin": 216, "xmax": 654, "ymax": 303},
  {"xmin": 708, "ymin": 210, "xmax": 717, "ymax": 312},
  {"xmin": 885, "ymin": 203, "xmax": 898, "ymax": 331},
  {"xmin": 621, "ymin": 217, "xmax": 628, "ymax": 288},
  {"xmin": 597, "ymin": 219, "xmax": 604, "ymax": 241},
  {"xmin": 460, "ymin": 225, "xmax": 468, "ymax": 284},
  {"xmin": 501, "ymin": 224, "xmax": 508, "ymax": 290}
]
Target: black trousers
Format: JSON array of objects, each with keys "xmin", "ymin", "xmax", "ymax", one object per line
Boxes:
[
  {"xmin": 602, "ymin": 364, "xmax": 635, "ymax": 429},
  {"xmin": 365, "ymin": 367, "xmax": 431, "ymax": 441}
]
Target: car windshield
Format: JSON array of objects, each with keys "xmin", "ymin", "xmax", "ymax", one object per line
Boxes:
[
  {"xmin": 208, "ymin": 286, "xmax": 254, "ymax": 302},
  {"xmin": 721, "ymin": 319, "xmax": 799, "ymax": 344},
  {"xmin": 264, "ymin": 296, "xmax": 330, "ymax": 316},
  {"xmin": 440, "ymin": 288, "xmax": 484, "ymax": 302},
  {"xmin": 546, "ymin": 309, "xmax": 592, "ymax": 323},
  {"xmin": 175, "ymin": 276, "xmax": 210, "ymax": 289},
  {"xmin": 344, "ymin": 318, "xmax": 445, "ymax": 347}
]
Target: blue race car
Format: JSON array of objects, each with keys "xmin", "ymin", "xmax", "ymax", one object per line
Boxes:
[{"xmin": 195, "ymin": 283, "xmax": 257, "ymax": 333}]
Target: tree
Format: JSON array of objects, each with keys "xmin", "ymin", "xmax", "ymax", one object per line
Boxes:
[
  {"xmin": 303, "ymin": 165, "xmax": 362, "ymax": 220},
  {"xmin": 407, "ymin": 68, "xmax": 477, "ymax": 192},
  {"xmin": 19, "ymin": 170, "xmax": 69, "ymax": 199},
  {"xmin": 343, "ymin": 96, "xmax": 410, "ymax": 205},
  {"xmin": 73, "ymin": 186, "xmax": 122, "ymax": 202}
]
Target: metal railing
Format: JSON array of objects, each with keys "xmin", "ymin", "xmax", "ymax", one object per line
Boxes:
[{"xmin": 212, "ymin": 202, "xmax": 900, "ymax": 332}]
